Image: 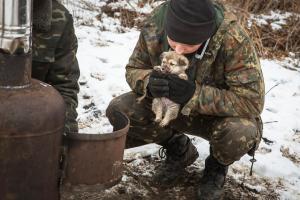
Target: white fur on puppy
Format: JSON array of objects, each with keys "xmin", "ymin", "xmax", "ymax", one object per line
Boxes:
[{"xmin": 152, "ymin": 51, "xmax": 189, "ymax": 127}]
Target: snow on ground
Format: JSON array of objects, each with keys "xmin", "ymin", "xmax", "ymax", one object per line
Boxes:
[
  {"xmin": 249, "ymin": 10, "xmax": 296, "ymax": 30},
  {"xmin": 75, "ymin": 25, "xmax": 136, "ymax": 133},
  {"xmin": 62, "ymin": 0, "xmax": 300, "ymax": 199},
  {"xmin": 237, "ymin": 59, "xmax": 300, "ymax": 199}
]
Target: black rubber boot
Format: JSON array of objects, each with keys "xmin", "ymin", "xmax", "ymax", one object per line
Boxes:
[
  {"xmin": 197, "ymin": 155, "xmax": 228, "ymax": 200},
  {"xmin": 153, "ymin": 133, "xmax": 199, "ymax": 184}
]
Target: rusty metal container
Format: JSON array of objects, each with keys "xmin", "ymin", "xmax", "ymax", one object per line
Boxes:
[
  {"xmin": 63, "ymin": 111, "xmax": 129, "ymax": 188},
  {"xmin": 0, "ymin": 1, "xmax": 66, "ymax": 199},
  {"xmin": 0, "ymin": 54, "xmax": 66, "ymax": 200}
]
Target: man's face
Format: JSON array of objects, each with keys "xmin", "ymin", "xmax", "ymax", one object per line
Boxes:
[{"xmin": 167, "ymin": 36, "xmax": 201, "ymax": 55}]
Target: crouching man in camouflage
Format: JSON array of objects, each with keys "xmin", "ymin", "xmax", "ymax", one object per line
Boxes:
[
  {"xmin": 32, "ymin": 0, "xmax": 80, "ymax": 133},
  {"xmin": 106, "ymin": 0, "xmax": 264, "ymax": 199}
]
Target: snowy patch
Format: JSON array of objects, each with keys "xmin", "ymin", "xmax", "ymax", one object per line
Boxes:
[
  {"xmin": 60, "ymin": 0, "xmax": 300, "ymax": 199},
  {"xmin": 250, "ymin": 10, "xmax": 295, "ymax": 30}
]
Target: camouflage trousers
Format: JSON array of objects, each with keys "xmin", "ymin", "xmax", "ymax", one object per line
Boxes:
[{"xmin": 106, "ymin": 92, "xmax": 263, "ymax": 165}]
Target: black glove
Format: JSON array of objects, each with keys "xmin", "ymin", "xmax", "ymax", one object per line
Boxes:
[
  {"xmin": 147, "ymin": 70, "xmax": 169, "ymax": 98},
  {"xmin": 167, "ymin": 74, "xmax": 195, "ymax": 104}
]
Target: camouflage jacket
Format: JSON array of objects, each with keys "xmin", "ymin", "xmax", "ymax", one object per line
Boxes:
[
  {"xmin": 32, "ymin": 0, "xmax": 80, "ymax": 133},
  {"xmin": 126, "ymin": 1, "xmax": 265, "ymax": 118}
]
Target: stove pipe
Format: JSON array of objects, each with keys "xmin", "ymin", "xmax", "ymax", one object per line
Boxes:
[{"xmin": 0, "ymin": 0, "xmax": 31, "ymax": 54}]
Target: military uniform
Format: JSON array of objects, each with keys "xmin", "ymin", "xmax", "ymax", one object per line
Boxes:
[
  {"xmin": 106, "ymin": 2, "xmax": 264, "ymax": 165},
  {"xmin": 32, "ymin": 0, "xmax": 80, "ymax": 133}
]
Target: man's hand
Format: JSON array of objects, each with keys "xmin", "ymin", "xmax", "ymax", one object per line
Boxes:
[
  {"xmin": 147, "ymin": 70, "xmax": 169, "ymax": 98},
  {"xmin": 167, "ymin": 74, "xmax": 195, "ymax": 105},
  {"xmin": 148, "ymin": 71, "xmax": 195, "ymax": 104}
]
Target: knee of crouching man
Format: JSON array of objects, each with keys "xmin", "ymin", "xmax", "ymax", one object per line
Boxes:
[{"xmin": 210, "ymin": 117, "xmax": 258, "ymax": 165}]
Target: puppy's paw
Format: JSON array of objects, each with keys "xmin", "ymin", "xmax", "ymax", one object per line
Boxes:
[
  {"xmin": 159, "ymin": 119, "xmax": 170, "ymax": 127},
  {"xmin": 178, "ymin": 73, "xmax": 188, "ymax": 80},
  {"xmin": 154, "ymin": 118, "xmax": 162, "ymax": 123}
]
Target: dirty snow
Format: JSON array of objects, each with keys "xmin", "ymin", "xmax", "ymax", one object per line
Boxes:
[
  {"xmin": 61, "ymin": 0, "xmax": 300, "ymax": 199},
  {"xmin": 250, "ymin": 10, "xmax": 296, "ymax": 30}
]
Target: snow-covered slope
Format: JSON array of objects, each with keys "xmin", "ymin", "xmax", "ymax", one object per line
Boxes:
[{"xmin": 62, "ymin": 0, "xmax": 300, "ymax": 199}]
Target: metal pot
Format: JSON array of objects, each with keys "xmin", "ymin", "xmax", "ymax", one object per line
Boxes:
[{"xmin": 63, "ymin": 111, "xmax": 129, "ymax": 188}]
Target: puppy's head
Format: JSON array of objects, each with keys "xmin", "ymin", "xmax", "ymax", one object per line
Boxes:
[{"xmin": 160, "ymin": 51, "xmax": 189, "ymax": 75}]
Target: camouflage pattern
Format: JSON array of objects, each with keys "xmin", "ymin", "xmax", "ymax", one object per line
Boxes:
[
  {"xmin": 107, "ymin": 93, "xmax": 173, "ymax": 147},
  {"xmin": 107, "ymin": 1, "xmax": 265, "ymax": 165},
  {"xmin": 32, "ymin": 0, "xmax": 80, "ymax": 133},
  {"xmin": 106, "ymin": 92, "xmax": 262, "ymax": 165},
  {"xmin": 125, "ymin": 1, "xmax": 265, "ymax": 118}
]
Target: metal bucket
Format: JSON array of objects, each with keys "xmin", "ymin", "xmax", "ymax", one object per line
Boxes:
[{"xmin": 63, "ymin": 111, "xmax": 129, "ymax": 188}]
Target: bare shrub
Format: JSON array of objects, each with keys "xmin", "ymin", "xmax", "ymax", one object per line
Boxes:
[
  {"xmin": 100, "ymin": 4, "xmax": 147, "ymax": 29},
  {"xmin": 221, "ymin": 0, "xmax": 300, "ymax": 59},
  {"xmin": 222, "ymin": 0, "xmax": 300, "ymax": 13}
]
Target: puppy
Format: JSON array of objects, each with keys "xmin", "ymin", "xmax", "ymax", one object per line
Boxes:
[{"xmin": 141, "ymin": 51, "xmax": 189, "ymax": 127}]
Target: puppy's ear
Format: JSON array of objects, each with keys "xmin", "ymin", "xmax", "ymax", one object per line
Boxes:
[
  {"xmin": 178, "ymin": 57, "xmax": 189, "ymax": 68},
  {"xmin": 160, "ymin": 52, "xmax": 168, "ymax": 61}
]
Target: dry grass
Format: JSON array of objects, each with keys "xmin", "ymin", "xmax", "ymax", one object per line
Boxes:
[
  {"xmin": 101, "ymin": 5, "xmax": 138, "ymax": 28},
  {"xmin": 260, "ymin": 16, "xmax": 300, "ymax": 58},
  {"xmin": 100, "ymin": 0, "xmax": 148, "ymax": 29},
  {"xmin": 224, "ymin": 0, "xmax": 300, "ymax": 13},
  {"xmin": 220, "ymin": 0, "xmax": 300, "ymax": 59},
  {"xmin": 98, "ymin": 0, "xmax": 300, "ymax": 59}
]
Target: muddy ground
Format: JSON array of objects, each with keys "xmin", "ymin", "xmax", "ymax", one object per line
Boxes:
[{"xmin": 61, "ymin": 155, "xmax": 279, "ymax": 200}]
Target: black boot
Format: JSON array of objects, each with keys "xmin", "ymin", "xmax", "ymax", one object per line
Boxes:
[
  {"xmin": 153, "ymin": 133, "xmax": 199, "ymax": 184},
  {"xmin": 197, "ymin": 155, "xmax": 228, "ymax": 200}
]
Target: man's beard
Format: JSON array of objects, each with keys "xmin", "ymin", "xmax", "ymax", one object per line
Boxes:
[{"xmin": 33, "ymin": 0, "xmax": 52, "ymax": 32}]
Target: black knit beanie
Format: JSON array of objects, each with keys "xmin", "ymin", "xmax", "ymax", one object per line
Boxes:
[{"xmin": 165, "ymin": 0, "xmax": 216, "ymax": 45}]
